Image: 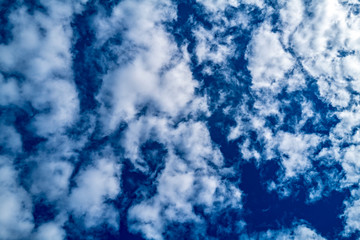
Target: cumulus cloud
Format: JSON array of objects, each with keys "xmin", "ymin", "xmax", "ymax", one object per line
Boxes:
[
  {"xmin": 277, "ymin": 132, "xmax": 321, "ymax": 178},
  {"xmin": 30, "ymin": 160, "xmax": 73, "ymax": 202},
  {"xmin": 0, "ymin": 157, "xmax": 34, "ymax": 239},
  {"xmin": 3, "ymin": 0, "xmax": 360, "ymax": 239},
  {"xmin": 69, "ymin": 157, "xmax": 121, "ymax": 228},
  {"xmin": 33, "ymin": 222, "xmax": 66, "ymax": 240},
  {"xmin": 123, "ymin": 116, "xmax": 241, "ymax": 239},
  {"xmin": 286, "ymin": 0, "xmax": 360, "ymax": 108},
  {"xmin": 128, "ymin": 151, "xmax": 242, "ymax": 240},
  {"xmin": 246, "ymin": 22, "xmax": 294, "ymax": 93},
  {"xmin": 343, "ymin": 189, "xmax": 360, "ymax": 236},
  {"xmin": 0, "ymin": 0, "xmax": 88, "ymax": 238},
  {"xmin": 242, "ymin": 223, "xmax": 326, "ymax": 240},
  {"xmin": 0, "ymin": 122, "xmax": 22, "ymax": 153},
  {"xmin": 0, "ymin": 1, "xmax": 82, "ymax": 139},
  {"xmin": 94, "ymin": 0, "xmax": 203, "ymax": 132}
]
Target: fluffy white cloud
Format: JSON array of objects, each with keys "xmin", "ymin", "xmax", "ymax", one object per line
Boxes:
[
  {"xmin": 340, "ymin": 145, "xmax": 360, "ymax": 186},
  {"xmin": 286, "ymin": 0, "xmax": 360, "ymax": 108},
  {"xmin": 0, "ymin": 123, "xmax": 22, "ymax": 153},
  {"xmin": 69, "ymin": 157, "xmax": 121, "ymax": 228},
  {"xmin": 331, "ymin": 104, "xmax": 360, "ymax": 144},
  {"xmin": 0, "ymin": 1, "xmax": 82, "ymax": 137},
  {"xmin": 33, "ymin": 222, "xmax": 66, "ymax": 240},
  {"xmin": 0, "ymin": 1, "xmax": 89, "ymax": 238},
  {"xmin": 242, "ymin": 0, "xmax": 265, "ymax": 8},
  {"xmin": 0, "ymin": 157, "xmax": 34, "ymax": 240},
  {"xmin": 0, "ymin": 74, "xmax": 20, "ymax": 106},
  {"xmin": 4, "ymin": 0, "xmax": 360, "ymax": 238},
  {"xmin": 94, "ymin": 0, "xmax": 203, "ymax": 132},
  {"xmin": 128, "ymin": 150, "xmax": 242, "ymax": 240},
  {"xmin": 343, "ymin": 189, "xmax": 360, "ymax": 236},
  {"xmin": 30, "ymin": 160, "xmax": 73, "ymax": 202},
  {"xmin": 196, "ymin": 0, "xmax": 240, "ymax": 12},
  {"xmin": 246, "ymin": 22, "xmax": 294, "ymax": 93},
  {"xmin": 279, "ymin": 0, "xmax": 304, "ymax": 47},
  {"xmin": 124, "ymin": 116, "xmax": 241, "ymax": 239},
  {"xmin": 25, "ymin": 79, "xmax": 79, "ymax": 136},
  {"xmin": 277, "ymin": 132, "xmax": 320, "ymax": 178},
  {"xmin": 241, "ymin": 223, "xmax": 326, "ymax": 240}
]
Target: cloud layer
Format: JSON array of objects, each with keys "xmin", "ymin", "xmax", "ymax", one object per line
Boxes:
[{"xmin": 1, "ymin": 0, "xmax": 360, "ymax": 239}]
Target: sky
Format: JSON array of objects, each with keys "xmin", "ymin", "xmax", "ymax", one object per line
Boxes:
[{"xmin": 1, "ymin": 0, "xmax": 360, "ymax": 239}]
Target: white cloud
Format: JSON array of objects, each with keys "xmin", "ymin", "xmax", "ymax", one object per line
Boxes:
[
  {"xmin": 0, "ymin": 123, "xmax": 22, "ymax": 153},
  {"xmin": 342, "ymin": 54, "xmax": 360, "ymax": 93},
  {"xmin": 340, "ymin": 145, "xmax": 360, "ymax": 186},
  {"xmin": 30, "ymin": 160, "xmax": 73, "ymax": 202},
  {"xmin": 128, "ymin": 199, "xmax": 164, "ymax": 240},
  {"xmin": 343, "ymin": 189, "xmax": 360, "ymax": 236},
  {"xmin": 193, "ymin": 25, "xmax": 236, "ymax": 65},
  {"xmin": 4, "ymin": 0, "xmax": 360, "ymax": 238},
  {"xmin": 279, "ymin": 0, "xmax": 304, "ymax": 47},
  {"xmin": 33, "ymin": 222, "xmax": 66, "ymax": 240},
  {"xmin": 0, "ymin": 1, "xmax": 90, "ymax": 238},
  {"xmin": 94, "ymin": 0, "xmax": 203, "ymax": 132},
  {"xmin": 246, "ymin": 22, "xmax": 294, "ymax": 93},
  {"xmin": 242, "ymin": 223, "xmax": 326, "ymax": 240},
  {"xmin": 196, "ymin": 0, "xmax": 240, "ymax": 12},
  {"xmin": 69, "ymin": 157, "xmax": 121, "ymax": 228},
  {"xmin": 124, "ymin": 117, "xmax": 241, "ymax": 239},
  {"xmin": 25, "ymin": 79, "xmax": 79, "ymax": 136},
  {"xmin": 277, "ymin": 132, "xmax": 320, "ymax": 178},
  {"xmin": 128, "ymin": 150, "xmax": 242, "ymax": 240},
  {"xmin": 123, "ymin": 116, "xmax": 224, "ymax": 173},
  {"xmin": 0, "ymin": 157, "xmax": 34, "ymax": 240},
  {"xmin": 331, "ymin": 104, "xmax": 360, "ymax": 144},
  {"xmin": 286, "ymin": 69, "xmax": 306, "ymax": 93},
  {"xmin": 171, "ymin": 121, "xmax": 224, "ymax": 167},
  {"xmin": 0, "ymin": 5, "xmax": 73, "ymax": 79},
  {"xmin": 286, "ymin": 0, "xmax": 360, "ymax": 108},
  {"xmin": 0, "ymin": 1, "xmax": 83, "ymax": 137},
  {"xmin": 242, "ymin": 0, "xmax": 265, "ymax": 8},
  {"xmin": 0, "ymin": 74, "xmax": 20, "ymax": 106}
]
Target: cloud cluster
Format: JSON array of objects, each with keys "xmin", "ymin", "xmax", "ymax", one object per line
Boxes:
[
  {"xmin": 242, "ymin": 223, "xmax": 326, "ymax": 240},
  {"xmin": 2, "ymin": 0, "xmax": 360, "ymax": 239}
]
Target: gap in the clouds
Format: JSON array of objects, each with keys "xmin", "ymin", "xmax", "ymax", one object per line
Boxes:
[
  {"xmin": 32, "ymin": 197, "xmax": 58, "ymax": 227},
  {"xmin": 98, "ymin": 0, "xmax": 121, "ymax": 15},
  {"xmin": 64, "ymin": 215, "xmax": 122, "ymax": 240},
  {"xmin": 205, "ymin": 209, "xmax": 244, "ymax": 238},
  {"xmin": 68, "ymin": 132, "xmax": 111, "ymax": 190},
  {"xmin": 117, "ymin": 160, "xmax": 156, "ymax": 240},
  {"xmin": 12, "ymin": 107, "xmax": 47, "ymax": 153},
  {"xmin": 171, "ymin": 0, "xmax": 213, "ymax": 63},
  {"xmin": 171, "ymin": 0, "xmax": 264, "ymax": 66},
  {"xmin": 301, "ymin": 81, "xmax": 340, "ymax": 135},
  {"xmin": 0, "ymin": 0, "xmax": 16, "ymax": 44},
  {"xmin": 116, "ymin": 140, "xmax": 167, "ymax": 240},
  {"xmin": 277, "ymin": 92, "xmax": 303, "ymax": 134},
  {"xmin": 207, "ymin": 109, "xmax": 239, "ymax": 161},
  {"xmin": 164, "ymin": 222, "xmax": 200, "ymax": 239},
  {"xmin": 120, "ymin": 143, "xmax": 166, "ymax": 204},
  {"xmin": 140, "ymin": 141, "xmax": 167, "ymax": 177},
  {"xmin": 71, "ymin": 2, "xmax": 102, "ymax": 112},
  {"xmin": 240, "ymin": 160, "xmax": 350, "ymax": 239},
  {"xmin": 275, "ymin": 78, "xmax": 340, "ymax": 136},
  {"xmin": 119, "ymin": 222, "xmax": 145, "ymax": 240},
  {"xmin": 23, "ymin": 0, "xmax": 47, "ymax": 15},
  {"xmin": 176, "ymin": 2, "xmax": 197, "ymax": 27}
]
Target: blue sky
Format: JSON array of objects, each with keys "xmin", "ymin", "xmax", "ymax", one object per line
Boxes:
[{"xmin": 1, "ymin": 0, "xmax": 360, "ymax": 239}]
